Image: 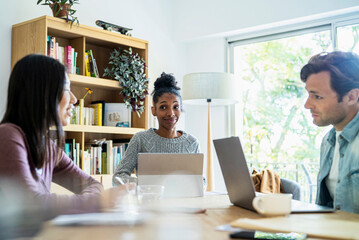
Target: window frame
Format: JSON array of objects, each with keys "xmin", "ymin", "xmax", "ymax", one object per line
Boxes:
[
  {"xmin": 227, "ymin": 10, "xmax": 359, "ymax": 73},
  {"xmin": 333, "ymin": 17, "xmax": 359, "ymax": 49}
]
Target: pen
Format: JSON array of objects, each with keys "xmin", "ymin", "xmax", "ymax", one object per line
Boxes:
[
  {"xmin": 114, "ymin": 176, "xmax": 125, "ymax": 185},
  {"xmin": 229, "ymin": 230, "xmax": 307, "ymax": 240}
]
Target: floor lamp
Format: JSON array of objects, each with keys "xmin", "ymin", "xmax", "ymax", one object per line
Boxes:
[{"xmin": 182, "ymin": 72, "xmax": 238, "ymax": 191}]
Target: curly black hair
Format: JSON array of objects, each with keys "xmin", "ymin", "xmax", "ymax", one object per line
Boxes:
[{"xmin": 152, "ymin": 72, "xmax": 181, "ymax": 104}]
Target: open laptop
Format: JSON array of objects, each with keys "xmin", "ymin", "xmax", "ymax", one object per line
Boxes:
[
  {"xmin": 137, "ymin": 153, "xmax": 204, "ymax": 198},
  {"xmin": 213, "ymin": 137, "xmax": 334, "ymax": 213}
]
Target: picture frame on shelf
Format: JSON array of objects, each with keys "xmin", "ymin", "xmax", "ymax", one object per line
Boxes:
[{"xmin": 104, "ymin": 103, "xmax": 131, "ymax": 127}]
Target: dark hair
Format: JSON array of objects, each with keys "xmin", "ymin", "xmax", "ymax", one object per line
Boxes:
[
  {"xmin": 1, "ymin": 54, "xmax": 66, "ymax": 169},
  {"xmin": 152, "ymin": 72, "xmax": 181, "ymax": 104},
  {"xmin": 300, "ymin": 51, "xmax": 359, "ymax": 101}
]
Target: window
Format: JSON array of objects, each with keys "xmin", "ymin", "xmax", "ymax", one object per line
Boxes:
[
  {"xmin": 337, "ymin": 22, "xmax": 359, "ymax": 53},
  {"xmin": 228, "ymin": 16, "xmax": 359, "ymax": 202}
]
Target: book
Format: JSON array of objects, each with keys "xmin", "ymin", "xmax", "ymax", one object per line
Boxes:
[
  {"xmin": 96, "ymin": 145, "xmax": 102, "ymax": 174},
  {"xmin": 75, "ymin": 143, "xmax": 80, "ymax": 167},
  {"xmin": 70, "ymin": 46, "xmax": 74, "ymax": 74},
  {"xmin": 86, "ymin": 49, "xmax": 96, "ymax": 77},
  {"xmin": 90, "ymin": 103, "xmax": 103, "ymax": 126},
  {"xmin": 46, "ymin": 36, "xmax": 50, "ymax": 56},
  {"xmin": 64, "ymin": 45, "xmax": 72, "ymax": 74},
  {"xmin": 90, "ymin": 145, "xmax": 95, "ymax": 174},
  {"xmin": 91, "ymin": 101, "xmax": 106, "ymax": 126},
  {"xmin": 91, "ymin": 145, "xmax": 102, "ymax": 174},
  {"xmin": 113, "ymin": 139, "xmax": 130, "ymax": 169},
  {"xmin": 105, "ymin": 140, "xmax": 113, "ymax": 174},
  {"xmin": 112, "ymin": 146, "xmax": 118, "ymax": 171},
  {"xmin": 104, "ymin": 103, "xmax": 131, "ymax": 127},
  {"xmin": 81, "ymin": 107, "xmax": 94, "ymax": 125},
  {"xmin": 82, "ymin": 150, "xmax": 91, "ymax": 175},
  {"xmin": 70, "ymin": 105, "xmax": 80, "ymax": 125},
  {"xmin": 55, "ymin": 41, "xmax": 58, "ymax": 59},
  {"xmin": 85, "ymin": 52, "xmax": 91, "ymax": 77},
  {"xmin": 101, "ymin": 148, "xmax": 107, "ymax": 174},
  {"xmin": 65, "ymin": 139, "xmax": 76, "ymax": 161},
  {"xmin": 64, "ymin": 143, "xmax": 71, "ymax": 159},
  {"xmin": 73, "ymin": 51, "xmax": 77, "ymax": 74},
  {"xmin": 92, "ymin": 58, "xmax": 100, "ymax": 78},
  {"xmin": 58, "ymin": 46, "xmax": 65, "ymax": 64},
  {"xmin": 87, "ymin": 49, "xmax": 99, "ymax": 78},
  {"xmin": 47, "ymin": 36, "xmax": 56, "ymax": 58}
]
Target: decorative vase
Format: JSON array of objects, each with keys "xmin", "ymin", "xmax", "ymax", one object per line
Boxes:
[
  {"xmin": 50, "ymin": 3, "xmax": 70, "ymax": 18},
  {"xmin": 79, "ymin": 99, "xmax": 84, "ymax": 125}
]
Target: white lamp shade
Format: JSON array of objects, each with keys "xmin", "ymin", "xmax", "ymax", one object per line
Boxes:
[{"xmin": 182, "ymin": 72, "xmax": 239, "ymax": 105}]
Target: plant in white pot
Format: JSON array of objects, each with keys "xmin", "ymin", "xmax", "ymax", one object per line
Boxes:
[
  {"xmin": 37, "ymin": 0, "xmax": 79, "ymax": 27},
  {"xmin": 104, "ymin": 47, "xmax": 149, "ymax": 117}
]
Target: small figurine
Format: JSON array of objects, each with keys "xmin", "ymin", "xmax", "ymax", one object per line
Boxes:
[{"xmin": 96, "ymin": 20, "xmax": 132, "ymax": 36}]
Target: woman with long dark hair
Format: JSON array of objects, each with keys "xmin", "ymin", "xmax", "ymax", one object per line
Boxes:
[{"xmin": 0, "ymin": 54, "xmax": 126, "ymax": 216}]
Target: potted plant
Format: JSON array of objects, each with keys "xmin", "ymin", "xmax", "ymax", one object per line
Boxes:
[
  {"xmin": 104, "ymin": 47, "xmax": 149, "ymax": 117},
  {"xmin": 37, "ymin": 0, "xmax": 79, "ymax": 27}
]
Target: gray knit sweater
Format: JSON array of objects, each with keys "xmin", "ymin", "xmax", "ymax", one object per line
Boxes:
[{"xmin": 112, "ymin": 128, "xmax": 200, "ymax": 185}]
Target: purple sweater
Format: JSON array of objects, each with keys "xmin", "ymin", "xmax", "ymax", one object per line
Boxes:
[{"xmin": 0, "ymin": 123, "xmax": 104, "ymax": 215}]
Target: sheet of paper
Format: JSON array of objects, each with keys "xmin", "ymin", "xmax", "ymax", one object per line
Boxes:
[
  {"xmin": 215, "ymin": 224, "xmax": 246, "ymax": 232},
  {"xmin": 51, "ymin": 212, "xmax": 150, "ymax": 226},
  {"xmin": 231, "ymin": 215, "xmax": 359, "ymax": 240}
]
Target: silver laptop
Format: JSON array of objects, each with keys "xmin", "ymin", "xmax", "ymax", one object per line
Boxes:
[
  {"xmin": 137, "ymin": 153, "xmax": 204, "ymax": 197},
  {"xmin": 213, "ymin": 137, "xmax": 334, "ymax": 213}
]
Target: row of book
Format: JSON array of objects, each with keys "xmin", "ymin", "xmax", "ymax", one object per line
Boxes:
[
  {"xmin": 70, "ymin": 101, "xmax": 131, "ymax": 127},
  {"xmin": 47, "ymin": 36, "xmax": 100, "ymax": 78},
  {"xmin": 64, "ymin": 139, "xmax": 129, "ymax": 175},
  {"xmin": 64, "ymin": 139, "xmax": 80, "ymax": 167},
  {"xmin": 70, "ymin": 105, "xmax": 96, "ymax": 126},
  {"xmin": 47, "ymin": 36, "xmax": 78, "ymax": 74}
]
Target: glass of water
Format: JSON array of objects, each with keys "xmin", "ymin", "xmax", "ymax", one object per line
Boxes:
[
  {"xmin": 115, "ymin": 176, "xmax": 138, "ymax": 213},
  {"xmin": 137, "ymin": 185, "xmax": 165, "ymax": 207}
]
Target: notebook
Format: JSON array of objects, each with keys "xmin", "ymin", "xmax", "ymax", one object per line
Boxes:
[
  {"xmin": 137, "ymin": 153, "xmax": 204, "ymax": 197},
  {"xmin": 213, "ymin": 136, "xmax": 334, "ymax": 213}
]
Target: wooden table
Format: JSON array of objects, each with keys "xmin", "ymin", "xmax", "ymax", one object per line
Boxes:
[{"xmin": 35, "ymin": 194, "xmax": 359, "ymax": 240}]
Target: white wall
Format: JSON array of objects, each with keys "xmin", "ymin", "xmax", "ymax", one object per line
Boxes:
[{"xmin": 173, "ymin": 0, "xmax": 359, "ymax": 42}]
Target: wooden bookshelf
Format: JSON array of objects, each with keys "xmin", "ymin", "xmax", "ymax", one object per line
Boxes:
[{"xmin": 11, "ymin": 16, "xmax": 149, "ymax": 188}]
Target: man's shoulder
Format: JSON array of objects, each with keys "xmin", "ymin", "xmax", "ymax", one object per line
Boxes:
[{"xmin": 342, "ymin": 110, "xmax": 359, "ymax": 140}]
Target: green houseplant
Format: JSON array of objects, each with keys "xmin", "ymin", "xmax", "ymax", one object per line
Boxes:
[
  {"xmin": 104, "ymin": 47, "xmax": 149, "ymax": 117},
  {"xmin": 37, "ymin": 0, "xmax": 79, "ymax": 27}
]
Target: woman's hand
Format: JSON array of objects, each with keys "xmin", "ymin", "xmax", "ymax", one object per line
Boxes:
[{"xmin": 101, "ymin": 183, "xmax": 136, "ymax": 210}]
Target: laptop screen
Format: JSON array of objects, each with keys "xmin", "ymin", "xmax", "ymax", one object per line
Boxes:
[
  {"xmin": 213, "ymin": 137, "xmax": 256, "ymax": 210},
  {"xmin": 137, "ymin": 153, "xmax": 204, "ymax": 197}
]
